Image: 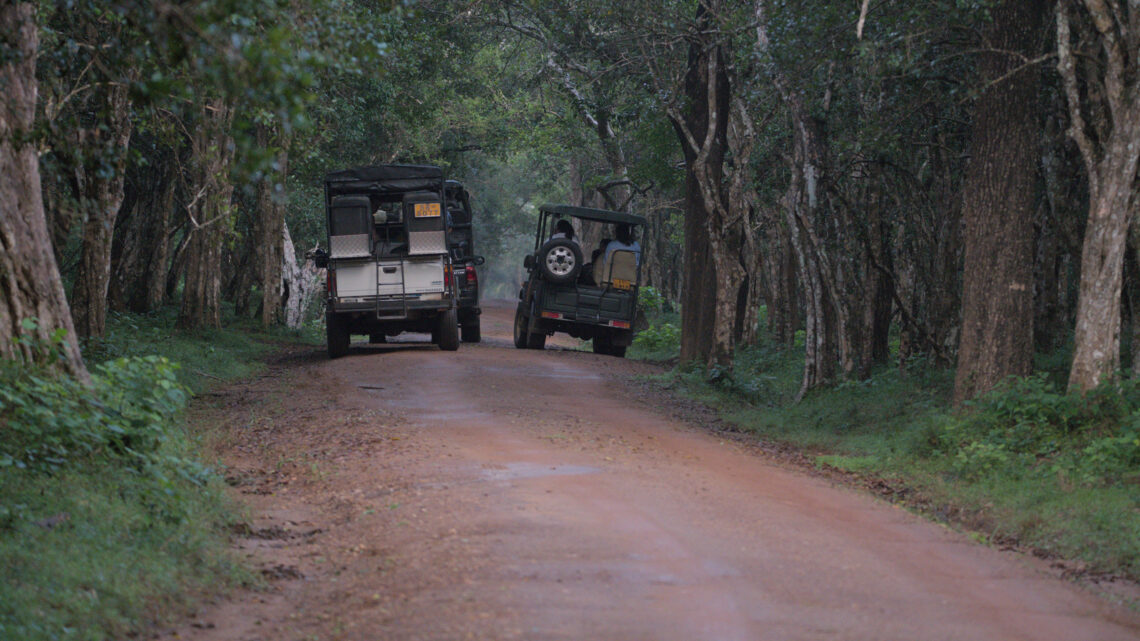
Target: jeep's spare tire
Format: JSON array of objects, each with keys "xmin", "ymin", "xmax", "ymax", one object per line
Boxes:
[{"xmin": 537, "ymin": 238, "xmax": 582, "ymax": 284}]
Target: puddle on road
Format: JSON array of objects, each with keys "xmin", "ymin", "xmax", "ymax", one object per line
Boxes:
[
  {"xmin": 475, "ymin": 365, "xmax": 601, "ymax": 381},
  {"xmin": 483, "ymin": 462, "xmax": 600, "ymax": 481}
]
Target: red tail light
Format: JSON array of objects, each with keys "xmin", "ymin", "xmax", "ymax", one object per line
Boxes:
[
  {"xmin": 327, "ymin": 269, "xmax": 336, "ymax": 295},
  {"xmin": 466, "ymin": 264, "xmax": 477, "ymax": 284},
  {"xmin": 444, "ymin": 265, "xmax": 452, "ymax": 288}
]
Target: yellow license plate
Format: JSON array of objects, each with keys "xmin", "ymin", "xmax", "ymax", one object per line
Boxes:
[
  {"xmin": 414, "ymin": 202, "xmax": 441, "ymax": 218},
  {"xmin": 612, "ymin": 278, "xmax": 631, "ymax": 290}
]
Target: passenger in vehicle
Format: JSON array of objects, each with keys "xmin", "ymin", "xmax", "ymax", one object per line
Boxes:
[
  {"xmin": 550, "ymin": 218, "xmax": 579, "ymax": 246},
  {"xmin": 604, "ymin": 223, "xmax": 641, "ymax": 266}
]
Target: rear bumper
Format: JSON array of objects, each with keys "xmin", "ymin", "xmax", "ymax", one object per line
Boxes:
[{"xmin": 330, "ymin": 296, "xmax": 453, "ymax": 316}]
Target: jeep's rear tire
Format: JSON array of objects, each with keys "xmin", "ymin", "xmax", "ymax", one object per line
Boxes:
[
  {"xmin": 526, "ymin": 326, "xmax": 546, "ymax": 350},
  {"xmin": 537, "ymin": 238, "xmax": 582, "ymax": 284},
  {"xmin": 513, "ymin": 307, "xmax": 529, "ymax": 349},
  {"xmin": 593, "ymin": 334, "xmax": 627, "ymax": 358},
  {"xmin": 461, "ymin": 315, "xmax": 481, "ymax": 343},
  {"xmin": 438, "ymin": 309, "xmax": 460, "ymax": 351},
  {"xmin": 327, "ymin": 312, "xmax": 350, "ymax": 359}
]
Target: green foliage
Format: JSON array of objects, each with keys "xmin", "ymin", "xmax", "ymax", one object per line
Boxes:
[
  {"xmin": 0, "ymin": 307, "xmax": 318, "ymax": 638},
  {"xmin": 0, "ymin": 353, "xmax": 187, "ymax": 473},
  {"xmin": 939, "ymin": 375, "xmax": 1140, "ymax": 487},
  {"xmin": 633, "ymin": 321, "xmax": 680, "ymax": 355}
]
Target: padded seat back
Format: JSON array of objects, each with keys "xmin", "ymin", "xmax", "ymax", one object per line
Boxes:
[
  {"xmin": 329, "ymin": 195, "xmax": 372, "ymax": 259},
  {"xmin": 598, "ymin": 249, "xmax": 639, "ymax": 286},
  {"xmin": 404, "ymin": 192, "xmax": 446, "ymax": 255}
]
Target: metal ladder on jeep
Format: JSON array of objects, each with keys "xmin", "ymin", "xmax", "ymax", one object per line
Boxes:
[{"xmin": 374, "ymin": 256, "xmax": 409, "ymax": 320}]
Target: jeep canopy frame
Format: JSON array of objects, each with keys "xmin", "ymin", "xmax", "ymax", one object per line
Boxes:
[{"xmin": 532, "ymin": 204, "xmax": 648, "ymax": 251}]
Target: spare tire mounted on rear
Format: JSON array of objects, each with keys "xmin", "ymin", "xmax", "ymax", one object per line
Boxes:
[{"xmin": 537, "ymin": 238, "xmax": 582, "ymax": 284}]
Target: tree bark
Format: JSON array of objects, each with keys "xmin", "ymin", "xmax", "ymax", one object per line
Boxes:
[
  {"xmin": 953, "ymin": 0, "xmax": 1046, "ymax": 403},
  {"xmin": 1057, "ymin": 0, "xmax": 1140, "ymax": 391},
  {"xmin": 178, "ymin": 99, "xmax": 235, "ymax": 331},
  {"xmin": 281, "ymin": 221, "xmax": 322, "ymax": 329},
  {"xmin": 69, "ymin": 79, "xmax": 135, "ymax": 339},
  {"xmin": 673, "ymin": 5, "xmax": 723, "ymax": 367},
  {"xmin": 257, "ymin": 124, "xmax": 290, "ymax": 327},
  {"xmin": 0, "ymin": 3, "xmax": 88, "ymax": 380}
]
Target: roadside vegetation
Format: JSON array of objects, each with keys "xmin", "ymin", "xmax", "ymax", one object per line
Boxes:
[
  {"xmin": 633, "ymin": 309, "xmax": 1140, "ymax": 583},
  {"xmin": 0, "ymin": 311, "xmax": 318, "ymax": 640}
]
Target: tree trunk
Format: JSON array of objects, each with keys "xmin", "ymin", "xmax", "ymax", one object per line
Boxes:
[
  {"xmin": 1056, "ymin": 0, "xmax": 1140, "ymax": 391},
  {"xmin": 281, "ymin": 221, "xmax": 322, "ymax": 328},
  {"xmin": 257, "ymin": 125, "xmax": 290, "ymax": 327},
  {"xmin": 70, "ymin": 79, "xmax": 135, "ymax": 339},
  {"xmin": 137, "ymin": 176, "xmax": 176, "ymax": 313},
  {"xmin": 1068, "ymin": 161, "xmax": 1138, "ymax": 389},
  {"xmin": 674, "ymin": 8, "xmax": 723, "ymax": 367},
  {"xmin": 0, "ymin": 3, "xmax": 88, "ymax": 380},
  {"xmin": 178, "ymin": 99, "xmax": 235, "ymax": 331},
  {"xmin": 953, "ymin": 0, "xmax": 1046, "ymax": 403}
]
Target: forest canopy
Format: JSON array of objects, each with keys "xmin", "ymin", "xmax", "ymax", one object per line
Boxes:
[{"xmin": 2, "ymin": 0, "xmax": 1140, "ymax": 403}]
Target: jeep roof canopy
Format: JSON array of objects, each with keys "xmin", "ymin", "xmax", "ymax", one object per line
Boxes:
[
  {"xmin": 325, "ymin": 164, "xmax": 444, "ymax": 197},
  {"xmin": 539, "ymin": 203, "xmax": 647, "ymax": 227}
]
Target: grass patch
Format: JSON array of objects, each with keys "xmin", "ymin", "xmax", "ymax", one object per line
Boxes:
[
  {"xmin": 657, "ymin": 339, "xmax": 1140, "ymax": 582},
  {"xmin": 0, "ymin": 306, "xmax": 317, "ymax": 639}
]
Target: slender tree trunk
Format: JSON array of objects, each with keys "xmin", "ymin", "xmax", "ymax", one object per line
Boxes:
[
  {"xmin": 1056, "ymin": 0, "xmax": 1140, "ymax": 391},
  {"xmin": 178, "ymin": 99, "xmax": 235, "ymax": 331},
  {"xmin": 1068, "ymin": 160, "xmax": 1138, "ymax": 388},
  {"xmin": 953, "ymin": 0, "xmax": 1046, "ymax": 403},
  {"xmin": 70, "ymin": 80, "xmax": 135, "ymax": 339},
  {"xmin": 0, "ymin": 3, "xmax": 88, "ymax": 380},
  {"xmin": 138, "ymin": 177, "xmax": 176, "ymax": 312},
  {"xmin": 257, "ymin": 125, "xmax": 290, "ymax": 327}
]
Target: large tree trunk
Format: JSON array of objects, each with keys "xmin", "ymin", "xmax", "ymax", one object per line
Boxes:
[
  {"xmin": 953, "ymin": 0, "xmax": 1046, "ymax": 403},
  {"xmin": 1057, "ymin": 0, "xmax": 1140, "ymax": 391},
  {"xmin": 69, "ymin": 80, "xmax": 135, "ymax": 339},
  {"xmin": 0, "ymin": 3, "xmax": 88, "ymax": 380},
  {"xmin": 178, "ymin": 100, "xmax": 235, "ymax": 331},
  {"xmin": 674, "ymin": 7, "xmax": 723, "ymax": 367}
]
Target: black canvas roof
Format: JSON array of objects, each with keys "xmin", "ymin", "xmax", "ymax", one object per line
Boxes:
[
  {"xmin": 539, "ymin": 203, "xmax": 647, "ymax": 226},
  {"xmin": 325, "ymin": 164, "xmax": 444, "ymax": 196}
]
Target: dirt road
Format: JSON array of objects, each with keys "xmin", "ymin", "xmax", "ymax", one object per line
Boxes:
[{"xmin": 168, "ymin": 302, "xmax": 1140, "ymax": 641}]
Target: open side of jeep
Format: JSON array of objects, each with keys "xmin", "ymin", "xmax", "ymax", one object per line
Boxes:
[
  {"xmin": 513, "ymin": 204, "xmax": 648, "ymax": 358},
  {"xmin": 444, "ymin": 179, "xmax": 484, "ymax": 343},
  {"xmin": 318, "ymin": 164, "xmax": 460, "ymax": 358}
]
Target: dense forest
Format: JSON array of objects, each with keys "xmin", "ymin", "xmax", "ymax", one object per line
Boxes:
[{"xmin": 3, "ymin": 0, "xmax": 1140, "ymax": 403}]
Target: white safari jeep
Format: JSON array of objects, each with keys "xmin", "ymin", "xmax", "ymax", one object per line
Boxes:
[{"xmin": 315, "ymin": 164, "xmax": 462, "ymax": 358}]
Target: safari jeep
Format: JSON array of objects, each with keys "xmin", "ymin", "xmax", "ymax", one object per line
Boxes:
[
  {"xmin": 317, "ymin": 164, "xmax": 462, "ymax": 358},
  {"xmin": 444, "ymin": 179, "xmax": 483, "ymax": 342},
  {"xmin": 514, "ymin": 204, "xmax": 647, "ymax": 357}
]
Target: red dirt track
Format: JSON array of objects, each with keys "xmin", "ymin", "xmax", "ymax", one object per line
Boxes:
[{"xmin": 165, "ymin": 301, "xmax": 1140, "ymax": 641}]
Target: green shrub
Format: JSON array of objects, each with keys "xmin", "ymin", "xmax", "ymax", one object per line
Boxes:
[
  {"xmin": 0, "ymin": 355, "xmax": 188, "ymax": 473},
  {"xmin": 633, "ymin": 321, "xmax": 680, "ymax": 353},
  {"xmin": 939, "ymin": 374, "xmax": 1140, "ymax": 486}
]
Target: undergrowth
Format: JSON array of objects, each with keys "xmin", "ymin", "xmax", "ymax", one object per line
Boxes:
[{"xmin": 0, "ymin": 308, "xmax": 317, "ymax": 639}]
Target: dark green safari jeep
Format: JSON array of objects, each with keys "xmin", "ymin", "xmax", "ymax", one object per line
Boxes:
[{"xmin": 514, "ymin": 204, "xmax": 647, "ymax": 357}]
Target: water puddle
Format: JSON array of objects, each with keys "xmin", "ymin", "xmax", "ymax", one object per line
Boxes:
[{"xmin": 483, "ymin": 462, "xmax": 600, "ymax": 481}]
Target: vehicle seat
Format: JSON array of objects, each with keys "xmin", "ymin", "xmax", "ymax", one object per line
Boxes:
[
  {"xmin": 599, "ymin": 250, "xmax": 639, "ymax": 286},
  {"xmin": 329, "ymin": 195, "xmax": 372, "ymax": 259}
]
